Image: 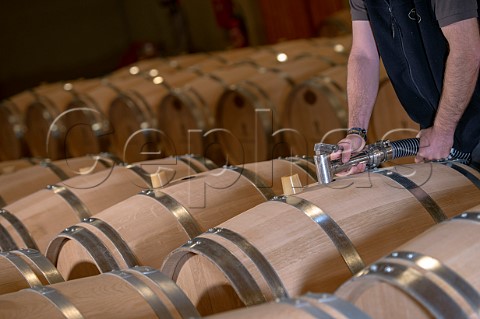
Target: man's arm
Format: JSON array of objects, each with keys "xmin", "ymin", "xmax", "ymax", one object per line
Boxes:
[
  {"xmin": 416, "ymin": 18, "xmax": 480, "ymax": 161},
  {"xmin": 333, "ymin": 20, "xmax": 379, "ymax": 167},
  {"xmin": 347, "ymin": 21, "xmax": 380, "ymax": 131}
]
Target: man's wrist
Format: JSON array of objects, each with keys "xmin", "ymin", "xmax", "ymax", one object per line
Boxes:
[
  {"xmin": 432, "ymin": 122, "xmax": 456, "ymax": 137},
  {"xmin": 347, "ymin": 127, "xmax": 367, "ymax": 141}
]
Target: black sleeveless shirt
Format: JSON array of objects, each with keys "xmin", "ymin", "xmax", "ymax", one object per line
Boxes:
[{"xmin": 352, "ymin": 0, "xmax": 480, "ymax": 152}]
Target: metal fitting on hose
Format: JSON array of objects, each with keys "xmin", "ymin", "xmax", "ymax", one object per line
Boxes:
[{"xmin": 314, "ymin": 138, "xmax": 421, "ymax": 185}]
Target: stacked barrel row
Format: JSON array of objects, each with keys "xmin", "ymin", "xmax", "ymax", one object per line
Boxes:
[
  {"xmin": 0, "ymin": 152, "xmax": 480, "ymax": 318},
  {"xmin": 0, "ymin": 149, "xmax": 313, "ymax": 317},
  {"xmin": 0, "ymin": 34, "xmax": 417, "ymax": 166}
]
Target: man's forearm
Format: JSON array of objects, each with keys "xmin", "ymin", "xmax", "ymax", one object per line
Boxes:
[
  {"xmin": 347, "ymin": 53, "xmax": 380, "ymax": 130},
  {"xmin": 434, "ymin": 19, "xmax": 480, "ymax": 136}
]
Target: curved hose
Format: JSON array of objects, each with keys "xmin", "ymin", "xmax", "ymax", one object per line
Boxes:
[
  {"xmin": 390, "ymin": 138, "xmax": 419, "ymax": 159},
  {"xmin": 390, "ymin": 138, "xmax": 471, "ymax": 164}
]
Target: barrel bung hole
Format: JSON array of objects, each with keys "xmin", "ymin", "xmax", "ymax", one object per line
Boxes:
[
  {"xmin": 173, "ymin": 98, "xmax": 182, "ymax": 111},
  {"xmin": 233, "ymin": 94, "xmax": 245, "ymax": 109},
  {"xmin": 303, "ymin": 89, "xmax": 317, "ymax": 105}
]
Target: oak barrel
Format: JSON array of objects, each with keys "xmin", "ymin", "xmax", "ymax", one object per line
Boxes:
[
  {"xmin": 45, "ymin": 159, "xmax": 316, "ymax": 280},
  {"xmin": 229, "ymin": 37, "xmax": 349, "ymax": 69},
  {"xmin": 24, "ymin": 79, "xmax": 101, "ymax": 159},
  {"xmin": 0, "ymin": 158, "xmax": 40, "ymax": 175},
  {"xmin": 203, "ymin": 293, "xmax": 371, "ymax": 319},
  {"xmin": 0, "ymin": 154, "xmax": 115, "ymax": 207},
  {"xmin": 0, "ymin": 266, "xmax": 199, "ymax": 319},
  {"xmin": 269, "ymin": 38, "xmax": 349, "ymax": 66},
  {"xmin": 317, "ymin": 9, "xmax": 353, "ymax": 38},
  {"xmin": 107, "ymin": 56, "xmax": 184, "ymax": 79},
  {"xmin": 0, "ymin": 90, "xmax": 35, "ymax": 160},
  {"xmin": 283, "ymin": 63, "xmax": 410, "ymax": 157},
  {"xmin": 63, "ymin": 74, "xmax": 149, "ymax": 158},
  {"xmin": 216, "ymin": 56, "xmax": 333, "ymax": 164},
  {"xmin": 158, "ymin": 62, "xmax": 260, "ymax": 157},
  {"xmin": 184, "ymin": 46, "xmax": 260, "ymax": 75},
  {"xmin": 0, "ymin": 156, "xmax": 209, "ymax": 253},
  {"xmin": 369, "ymin": 74, "xmax": 419, "ymax": 142},
  {"xmin": 160, "ymin": 162, "xmax": 480, "ymax": 315},
  {"xmin": 282, "ymin": 65, "xmax": 349, "ymax": 157},
  {"xmin": 163, "ymin": 51, "xmax": 212, "ymax": 69},
  {"xmin": 108, "ymin": 69, "xmax": 201, "ymax": 162},
  {"xmin": 336, "ymin": 204, "xmax": 480, "ymax": 319},
  {"xmin": 310, "ymin": 35, "xmax": 353, "ymax": 55},
  {"xmin": 0, "ymin": 249, "xmax": 63, "ymax": 295}
]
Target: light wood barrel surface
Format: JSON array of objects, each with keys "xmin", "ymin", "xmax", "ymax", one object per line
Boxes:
[
  {"xmin": 0, "ymin": 158, "xmax": 40, "ymax": 175},
  {"xmin": 0, "ymin": 249, "xmax": 63, "ymax": 296},
  {"xmin": 64, "ymin": 74, "xmax": 148, "ymax": 158},
  {"xmin": 336, "ymin": 203, "xmax": 480, "ymax": 319},
  {"xmin": 318, "ymin": 9, "xmax": 353, "ymax": 38},
  {"xmin": 269, "ymin": 38, "xmax": 349, "ymax": 66},
  {"xmin": 24, "ymin": 79, "xmax": 101, "ymax": 159},
  {"xmin": 0, "ymin": 154, "xmax": 115, "ymax": 207},
  {"xmin": 369, "ymin": 67, "xmax": 419, "ymax": 143},
  {"xmin": 158, "ymin": 62, "xmax": 260, "ymax": 157},
  {"xmin": 46, "ymin": 159, "xmax": 316, "ymax": 280},
  {"xmin": 0, "ymin": 156, "xmax": 208, "ymax": 253},
  {"xmin": 283, "ymin": 65, "xmax": 349, "ymax": 157},
  {"xmin": 283, "ymin": 63, "xmax": 415, "ymax": 157},
  {"xmin": 160, "ymin": 162, "xmax": 480, "ymax": 315},
  {"xmin": 0, "ymin": 266, "xmax": 199, "ymax": 319},
  {"xmin": 108, "ymin": 70, "xmax": 201, "ymax": 163},
  {"xmin": 203, "ymin": 293, "xmax": 371, "ymax": 319},
  {"xmin": 216, "ymin": 56, "xmax": 333, "ymax": 164}
]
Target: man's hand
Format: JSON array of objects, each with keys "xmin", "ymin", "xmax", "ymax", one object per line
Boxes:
[
  {"xmin": 415, "ymin": 127, "xmax": 453, "ymax": 163},
  {"xmin": 330, "ymin": 134, "xmax": 367, "ymax": 176}
]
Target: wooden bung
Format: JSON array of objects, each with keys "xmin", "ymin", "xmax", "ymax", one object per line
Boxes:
[
  {"xmin": 281, "ymin": 174, "xmax": 303, "ymax": 195},
  {"xmin": 45, "ymin": 159, "xmax": 316, "ymax": 281},
  {"xmin": 160, "ymin": 162, "xmax": 480, "ymax": 316},
  {"xmin": 336, "ymin": 204, "xmax": 480, "ymax": 319}
]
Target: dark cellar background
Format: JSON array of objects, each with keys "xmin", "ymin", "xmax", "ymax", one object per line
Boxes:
[{"xmin": 0, "ymin": 0, "xmax": 348, "ymax": 100}]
